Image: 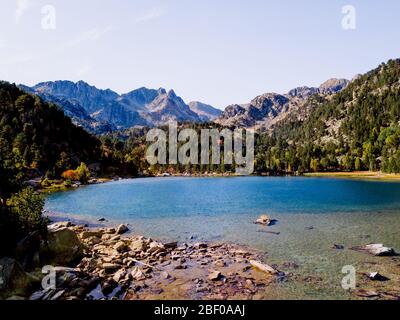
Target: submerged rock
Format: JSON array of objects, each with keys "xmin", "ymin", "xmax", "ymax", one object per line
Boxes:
[
  {"xmin": 354, "ymin": 244, "xmax": 396, "ymax": 256},
  {"xmin": 250, "ymin": 260, "xmax": 278, "ymax": 275},
  {"xmin": 356, "ymin": 289, "xmax": 380, "ymax": 298},
  {"xmin": 332, "ymin": 244, "xmax": 345, "ymax": 250},
  {"xmin": 254, "ymin": 215, "xmax": 277, "ymax": 226},
  {"xmin": 367, "ymin": 272, "xmax": 390, "ymax": 281}
]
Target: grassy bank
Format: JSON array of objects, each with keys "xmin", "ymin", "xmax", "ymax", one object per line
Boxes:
[
  {"xmin": 304, "ymin": 171, "xmax": 400, "ymax": 180},
  {"xmin": 40, "ymin": 178, "xmax": 113, "ymax": 194}
]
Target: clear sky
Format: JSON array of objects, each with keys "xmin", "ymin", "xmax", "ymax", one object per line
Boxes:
[{"xmin": 1, "ymin": 0, "xmax": 399, "ymax": 109}]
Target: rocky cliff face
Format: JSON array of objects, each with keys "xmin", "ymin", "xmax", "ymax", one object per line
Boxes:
[{"xmin": 215, "ymin": 78, "xmax": 349, "ymax": 129}]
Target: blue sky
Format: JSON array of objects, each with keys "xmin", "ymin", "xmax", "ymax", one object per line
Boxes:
[{"xmin": 0, "ymin": 0, "xmax": 399, "ymax": 108}]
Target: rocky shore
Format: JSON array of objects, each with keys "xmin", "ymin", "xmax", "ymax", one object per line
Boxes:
[
  {"xmin": 2, "ymin": 218, "xmax": 400, "ymax": 300},
  {"xmin": 1, "ymin": 222, "xmax": 282, "ymax": 300}
]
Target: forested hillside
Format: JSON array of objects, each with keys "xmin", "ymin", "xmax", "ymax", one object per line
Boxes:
[
  {"xmin": 255, "ymin": 59, "xmax": 400, "ymax": 174},
  {"xmin": 0, "ymin": 82, "xmax": 102, "ymax": 255},
  {"xmin": 0, "ymin": 81, "xmax": 101, "ymax": 196}
]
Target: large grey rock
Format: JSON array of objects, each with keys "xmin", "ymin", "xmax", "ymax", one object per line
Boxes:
[
  {"xmin": 43, "ymin": 228, "xmax": 83, "ymax": 266},
  {"xmin": 249, "ymin": 260, "xmax": 278, "ymax": 275},
  {"xmin": 130, "ymin": 239, "xmax": 147, "ymax": 252},
  {"xmin": 363, "ymin": 244, "xmax": 396, "ymax": 256},
  {"xmin": 116, "ymin": 224, "xmax": 129, "ymax": 235},
  {"xmin": 48, "ymin": 221, "xmax": 72, "ymax": 232}
]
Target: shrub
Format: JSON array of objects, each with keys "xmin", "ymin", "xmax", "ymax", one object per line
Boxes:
[
  {"xmin": 61, "ymin": 163, "xmax": 90, "ymax": 183},
  {"xmin": 8, "ymin": 187, "xmax": 48, "ymax": 239},
  {"xmin": 62, "ymin": 169, "xmax": 79, "ymax": 181},
  {"xmin": 1, "ymin": 188, "xmax": 48, "ymax": 255},
  {"xmin": 76, "ymin": 162, "xmax": 90, "ymax": 183}
]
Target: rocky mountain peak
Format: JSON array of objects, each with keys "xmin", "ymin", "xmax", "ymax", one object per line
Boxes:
[
  {"xmin": 20, "ymin": 81, "xmax": 219, "ymax": 130},
  {"xmin": 167, "ymin": 89, "xmax": 177, "ymax": 98},
  {"xmin": 158, "ymin": 88, "xmax": 167, "ymax": 95},
  {"xmin": 319, "ymin": 78, "xmax": 349, "ymax": 94},
  {"xmin": 288, "ymin": 86, "xmax": 320, "ymax": 99},
  {"xmin": 215, "ymin": 77, "xmax": 350, "ymax": 129}
]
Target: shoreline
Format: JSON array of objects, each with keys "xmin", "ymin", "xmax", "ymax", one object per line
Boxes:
[
  {"xmin": 304, "ymin": 171, "xmax": 400, "ymax": 181},
  {"xmin": 26, "ymin": 222, "xmax": 280, "ymax": 300},
  {"xmin": 38, "ymin": 171, "xmax": 400, "ymax": 195}
]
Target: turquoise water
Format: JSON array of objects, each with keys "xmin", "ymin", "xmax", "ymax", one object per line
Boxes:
[
  {"xmin": 46, "ymin": 176, "xmax": 400, "ymax": 219},
  {"xmin": 45, "ymin": 177, "xmax": 400, "ymax": 299}
]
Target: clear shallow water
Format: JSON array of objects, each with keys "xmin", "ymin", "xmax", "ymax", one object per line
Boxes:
[{"xmin": 45, "ymin": 177, "xmax": 400, "ymax": 299}]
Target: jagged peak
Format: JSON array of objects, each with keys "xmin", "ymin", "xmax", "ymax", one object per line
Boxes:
[
  {"xmin": 167, "ymin": 89, "xmax": 176, "ymax": 98},
  {"xmin": 319, "ymin": 78, "xmax": 349, "ymax": 92},
  {"xmin": 157, "ymin": 88, "xmax": 167, "ymax": 95}
]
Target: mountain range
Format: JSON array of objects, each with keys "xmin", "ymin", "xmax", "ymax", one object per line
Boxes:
[
  {"xmin": 20, "ymin": 78, "xmax": 350, "ymax": 135},
  {"xmin": 19, "ymin": 81, "xmax": 222, "ymax": 134},
  {"xmin": 215, "ymin": 78, "xmax": 349, "ymax": 129}
]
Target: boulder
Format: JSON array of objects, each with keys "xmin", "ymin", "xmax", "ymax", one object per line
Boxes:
[
  {"xmin": 194, "ymin": 242, "xmax": 208, "ymax": 249},
  {"xmin": 164, "ymin": 242, "xmax": 178, "ymax": 249},
  {"xmin": 147, "ymin": 242, "xmax": 165, "ymax": 254},
  {"xmin": 367, "ymin": 272, "xmax": 390, "ymax": 281},
  {"xmin": 104, "ymin": 228, "xmax": 116, "ymax": 234},
  {"xmin": 249, "ymin": 260, "xmax": 278, "ymax": 275},
  {"xmin": 116, "ymin": 224, "xmax": 129, "ymax": 235},
  {"xmin": 102, "ymin": 263, "xmax": 120, "ymax": 271},
  {"xmin": 365, "ymin": 244, "xmax": 395, "ymax": 256},
  {"xmin": 43, "ymin": 227, "xmax": 83, "ymax": 266},
  {"xmin": 254, "ymin": 214, "xmax": 276, "ymax": 226},
  {"xmin": 114, "ymin": 241, "xmax": 128, "ymax": 253},
  {"xmin": 356, "ymin": 244, "xmax": 396, "ymax": 256},
  {"xmin": 214, "ymin": 260, "xmax": 226, "ymax": 268},
  {"xmin": 0, "ymin": 257, "xmax": 35, "ymax": 298},
  {"xmin": 208, "ymin": 271, "xmax": 222, "ymax": 281},
  {"xmin": 113, "ymin": 269, "xmax": 127, "ymax": 283},
  {"xmin": 130, "ymin": 239, "xmax": 147, "ymax": 252},
  {"xmin": 80, "ymin": 230, "xmax": 103, "ymax": 239},
  {"xmin": 130, "ymin": 267, "xmax": 146, "ymax": 281},
  {"xmin": 101, "ymin": 279, "xmax": 118, "ymax": 295},
  {"xmin": 48, "ymin": 221, "xmax": 72, "ymax": 232}
]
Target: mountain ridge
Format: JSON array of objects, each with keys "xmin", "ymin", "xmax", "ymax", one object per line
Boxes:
[
  {"xmin": 215, "ymin": 78, "xmax": 350, "ymax": 129},
  {"xmin": 20, "ymin": 81, "xmax": 223, "ymax": 133},
  {"xmin": 20, "ymin": 77, "xmax": 349, "ymax": 134}
]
